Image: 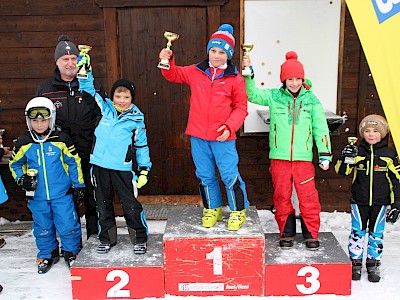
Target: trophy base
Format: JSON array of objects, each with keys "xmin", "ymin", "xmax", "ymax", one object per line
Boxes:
[
  {"xmin": 157, "ymin": 62, "xmax": 170, "ymax": 70},
  {"xmin": 242, "ymin": 69, "xmax": 252, "ymax": 76},
  {"xmin": 77, "ymin": 73, "xmax": 89, "ymax": 79},
  {"xmin": 26, "ymin": 191, "xmax": 35, "ymax": 197}
]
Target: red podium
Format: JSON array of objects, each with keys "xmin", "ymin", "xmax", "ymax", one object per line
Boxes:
[
  {"xmin": 163, "ymin": 206, "xmax": 265, "ymax": 296},
  {"xmin": 264, "ymin": 232, "xmax": 351, "ymax": 296},
  {"xmin": 70, "ymin": 234, "xmax": 164, "ymax": 300}
]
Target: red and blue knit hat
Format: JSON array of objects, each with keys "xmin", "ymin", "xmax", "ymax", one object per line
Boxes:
[
  {"xmin": 280, "ymin": 51, "xmax": 305, "ymax": 82},
  {"xmin": 207, "ymin": 24, "xmax": 235, "ymax": 59}
]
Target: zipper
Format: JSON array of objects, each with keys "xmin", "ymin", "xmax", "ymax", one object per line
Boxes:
[
  {"xmin": 290, "ymin": 97, "xmax": 297, "ymax": 161},
  {"xmin": 369, "ymin": 144, "xmax": 374, "ymax": 206},
  {"xmin": 40, "ymin": 143, "xmax": 50, "ymax": 200}
]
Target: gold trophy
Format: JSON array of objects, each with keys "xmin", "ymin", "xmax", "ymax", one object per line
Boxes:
[
  {"xmin": 76, "ymin": 45, "xmax": 92, "ymax": 79},
  {"xmin": 0, "ymin": 129, "xmax": 4, "ymax": 148},
  {"xmin": 344, "ymin": 137, "xmax": 358, "ymax": 164},
  {"xmin": 242, "ymin": 43, "xmax": 254, "ymax": 76},
  {"xmin": 25, "ymin": 169, "xmax": 38, "ymax": 197},
  {"xmin": 158, "ymin": 31, "xmax": 179, "ymax": 70}
]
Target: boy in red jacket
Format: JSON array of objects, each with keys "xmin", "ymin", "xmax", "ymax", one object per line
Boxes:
[{"xmin": 159, "ymin": 24, "xmax": 249, "ymax": 230}]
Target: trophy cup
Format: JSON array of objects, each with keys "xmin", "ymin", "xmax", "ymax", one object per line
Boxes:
[
  {"xmin": 25, "ymin": 169, "xmax": 38, "ymax": 197},
  {"xmin": 344, "ymin": 137, "xmax": 358, "ymax": 164},
  {"xmin": 242, "ymin": 43, "xmax": 254, "ymax": 76},
  {"xmin": 0, "ymin": 129, "xmax": 4, "ymax": 148},
  {"xmin": 158, "ymin": 31, "xmax": 179, "ymax": 70},
  {"xmin": 76, "ymin": 45, "xmax": 92, "ymax": 79}
]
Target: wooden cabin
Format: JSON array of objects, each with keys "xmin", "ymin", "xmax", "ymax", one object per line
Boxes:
[{"xmin": 0, "ymin": 0, "xmax": 391, "ymax": 221}]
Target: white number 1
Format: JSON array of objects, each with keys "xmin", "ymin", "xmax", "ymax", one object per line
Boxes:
[
  {"xmin": 206, "ymin": 247, "xmax": 223, "ymax": 275},
  {"xmin": 296, "ymin": 266, "xmax": 321, "ymax": 295}
]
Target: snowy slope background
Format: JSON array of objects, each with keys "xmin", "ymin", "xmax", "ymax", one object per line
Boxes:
[{"xmin": 0, "ymin": 209, "xmax": 400, "ymax": 300}]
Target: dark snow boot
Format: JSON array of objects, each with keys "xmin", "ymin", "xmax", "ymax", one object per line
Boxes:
[
  {"xmin": 0, "ymin": 238, "xmax": 5, "ymax": 248},
  {"xmin": 61, "ymin": 250, "xmax": 77, "ymax": 268},
  {"xmin": 366, "ymin": 258, "xmax": 381, "ymax": 283},
  {"xmin": 37, "ymin": 249, "xmax": 60, "ymax": 274},
  {"xmin": 279, "ymin": 237, "xmax": 294, "ymax": 249},
  {"xmin": 351, "ymin": 258, "xmax": 362, "ymax": 280},
  {"xmin": 305, "ymin": 239, "xmax": 320, "ymax": 250}
]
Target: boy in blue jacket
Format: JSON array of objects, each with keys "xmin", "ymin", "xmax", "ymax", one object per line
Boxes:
[
  {"xmin": 9, "ymin": 97, "xmax": 84, "ymax": 274},
  {"xmin": 78, "ymin": 58, "xmax": 152, "ymax": 255}
]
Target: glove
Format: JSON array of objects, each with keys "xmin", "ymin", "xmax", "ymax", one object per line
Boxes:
[
  {"xmin": 17, "ymin": 174, "xmax": 37, "ymax": 191},
  {"xmin": 319, "ymin": 159, "xmax": 329, "ymax": 171},
  {"xmin": 78, "ymin": 71, "xmax": 95, "ymax": 96},
  {"xmin": 137, "ymin": 170, "xmax": 149, "ymax": 189},
  {"xmin": 73, "ymin": 188, "xmax": 86, "ymax": 206},
  {"xmin": 386, "ymin": 207, "xmax": 400, "ymax": 223},
  {"xmin": 341, "ymin": 144, "xmax": 358, "ymax": 163}
]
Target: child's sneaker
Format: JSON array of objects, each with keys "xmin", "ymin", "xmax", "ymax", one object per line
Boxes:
[
  {"xmin": 97, "ymin": 243, "xmax": 115, "ymax": 254},
  {"xmin": 0, "ymin": 238, "xmax": 5, "ymax": 248},
  {"xmin": 351, "ymin": 258, "xmax": 362, "ymax": 280},
  {"xmin": 366, "ymin": 258, "xmax": 381, "ymax": 282},
  {"xmin": 62, "ymin": 250, "xmax": 77, "ymax": 268},
  {"xmin": 133, "ymin": 242, "xmax": 147, "ymax": 255},
  {"xmin": 305, "ymin": 239, "xmax": 320, "ymax": 250},
  {"xmin": 37, "ymin": 248, "xmax": 60, "ymax": 274},
  {"xmin": 279, "ymin": 237, "xmax": 295, "ymax": 249},
  {"xmin": 227, "ymin": 209, "xmax": 246, "ymax": 231},
  {"xmin": 202, "ymin": 207, "xmax": 222, "ymax": 228}
]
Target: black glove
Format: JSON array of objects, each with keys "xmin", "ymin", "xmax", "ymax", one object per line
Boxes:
[
  {"xmin": 17, "ymin": 174, "xmax": 37, "ymax": 191},
  {"xmin": 341, "ymin": 145, "xmax": 358, "ymax": 163},
  {"xmin": 73, "ymin": 188, "xmax": 86, "ymax": 206},
  {"xmin": 386, "ymin": 207, "xmax": 400, "ymax": 223}
]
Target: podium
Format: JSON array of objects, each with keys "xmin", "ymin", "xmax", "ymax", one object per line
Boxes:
[
  {"xmin": 163, "ymin": 206, "xmax": 265, "ymax": 296},
  {"xmin": 70, "ymin": 234, "xmax": 164, "ymax": 300},
  {"xmin": 265, "ymin": 232, "xmax": 351, "ymax": 296},
  {"xmin": 70, "ymin": 206, "xmax": 352, "ymax": 299}
]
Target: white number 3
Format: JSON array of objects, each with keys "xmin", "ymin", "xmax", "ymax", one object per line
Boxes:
[{"xmin": 296, "ymin": 266, "xmax": 321, "ymax": 295}]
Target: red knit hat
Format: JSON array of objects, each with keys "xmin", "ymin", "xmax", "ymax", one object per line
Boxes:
[{"xmin": 280, "ymin": 51, "xmax": 305, "ymax": 82}]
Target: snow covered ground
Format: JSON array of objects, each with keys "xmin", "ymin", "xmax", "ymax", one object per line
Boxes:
[{"xmin": 0, "ymin": 209, "xmax": 400, "ymax": 300}]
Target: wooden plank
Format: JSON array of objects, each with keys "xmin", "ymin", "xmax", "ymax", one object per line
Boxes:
[
  {"xmin": 95, "ymin": 0, "xmax": 228, "ymax": 8},
  {"xmin": 102, "ymin": 8, "xmax": 119, "ymax": 92}
]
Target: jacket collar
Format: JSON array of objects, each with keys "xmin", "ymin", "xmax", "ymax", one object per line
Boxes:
[{"xmin": 196, "ymin": 59, "xmax": 238, "ymax": 77}]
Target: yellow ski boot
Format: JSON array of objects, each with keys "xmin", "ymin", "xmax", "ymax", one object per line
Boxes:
[
  {"xmin": 227, "ymin": 209, "xmax": 246, "ymax": 231},
  {"xmin": 202, "ymin": 207, "xmax": 222, "ymax": 228}
]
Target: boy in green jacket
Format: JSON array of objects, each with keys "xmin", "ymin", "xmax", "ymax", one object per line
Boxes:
[{"xmin": 242, "ymin": 51, "xmax": 332, "ymax": 250}]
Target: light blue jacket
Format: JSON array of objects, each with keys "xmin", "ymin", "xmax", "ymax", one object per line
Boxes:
[{"xmin": 0, "ymin": 176, "xmax": 7, "ymax": 204}]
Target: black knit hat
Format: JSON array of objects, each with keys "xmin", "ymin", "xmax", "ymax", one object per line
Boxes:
[
  {"xmin": 54, "ymin": 35, "xmax": 79, "ymax": 61},
  {"xmin": 110, "ymin": 79, "xmax": 136, "ymax": 102}
]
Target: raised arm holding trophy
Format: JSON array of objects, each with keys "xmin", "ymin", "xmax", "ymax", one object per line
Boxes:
[
  {"xmin": 241, "ymin": 43, "xmax": 254, "ymax": 76},
  {"xmin": 157, "ymin": 31, "xmax": 179, "ymax": 70}
]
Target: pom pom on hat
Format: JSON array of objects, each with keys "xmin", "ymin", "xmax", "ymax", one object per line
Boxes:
[
  {"xmin": 54, "ymin": 35, "xmax": 79, "ymax": 62},
  {"xmin": 207, "ymin": 24, "xmax": 235, "ymax": 59},
  {"xmin": 280, "ymin": 51, "xmax": 305, "ymax": 82},
  {"xmin": 359, "ymin": 114, "xmax": 389, "ymax": 139},
  {"xmin": 110, "ymin": 79, "xmax": 136, "ymax": 103}
]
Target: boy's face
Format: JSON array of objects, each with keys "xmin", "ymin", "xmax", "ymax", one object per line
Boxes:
[
  {"xmin": 285, "ymin": 78, "xmax": 303, "ymax": 94},
  {"xmin": 363, "ymin": 127, "xmax": 382, "ymax": 145},
  {"xmin": 56, "ymin": 54, "xmax": 78, "ymax": 81},
  {"xmin": 208, "ymin": 47, "xmax": 228, "ymax": 68},
  {"xmin": 113, "ymin": 90, "xmax": 132, "ymax": 110},
  {"xmin": 31, "ymin": 118, "xmax": 50, "ymax": 134}
]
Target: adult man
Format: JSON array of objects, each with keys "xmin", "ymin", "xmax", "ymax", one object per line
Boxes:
[{"xmin": 35, "ymin": 35, "xmax": 106, "ymax": 239}]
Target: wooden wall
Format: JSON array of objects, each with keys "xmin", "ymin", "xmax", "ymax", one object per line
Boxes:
[{"xmin": 0, "ymin": 0, "xmax": 388, "ymax": 221}]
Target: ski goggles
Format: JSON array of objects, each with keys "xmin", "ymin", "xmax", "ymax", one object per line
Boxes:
[{"xmin": 26, "ymin": 107, "xmax": 51, "ymax": 119}]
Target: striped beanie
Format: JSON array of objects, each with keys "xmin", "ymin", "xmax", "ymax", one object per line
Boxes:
[
  {"xmin": 206, "ymin": 24, "xmax": 235, "ymax": 59},
  {"xmin": 54, "ymin": 35, "xmax": 79, "ymax": 62}
]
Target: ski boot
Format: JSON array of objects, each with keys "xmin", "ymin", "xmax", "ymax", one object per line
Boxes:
[
  {"xmin": 227, "ymin": 209, "xmax": 246, "ymax": 231},
  {"xmin": 134, "ymin": 242, "xmax": 147, "ymax": 255},
  {"xmin": 279, "ymin": 237, "xmax": 295, "ymax": 249},
  {"xmin": 351, "ymin": 258, "xmax": 362, "ymax": 280},
  {"xmin": 366, "ymin": 258, "xmax": 381, "ymax": 282},
  {"xmin": 37, "ymin": 249, "xmax": 60, "ymax": 274},
  {"xmin": 62, "ymin": 250, "xmax": 77, "ymax": 268},
  {"xmin": 202, "ymin": 207, "xmax": 222, "ymax": 228}
]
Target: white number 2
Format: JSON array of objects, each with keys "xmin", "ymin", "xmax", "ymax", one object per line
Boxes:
[
  {"xmin": 106, "ymin": 269, "xmax": 130, "ymax": 298},
  {"xmin": 296, "ymin": 266, "xmax": 321, "ymax": 295},
  {"xmin": 206, "ymin": 247, "xmax": 223, "ymax": 275}
]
